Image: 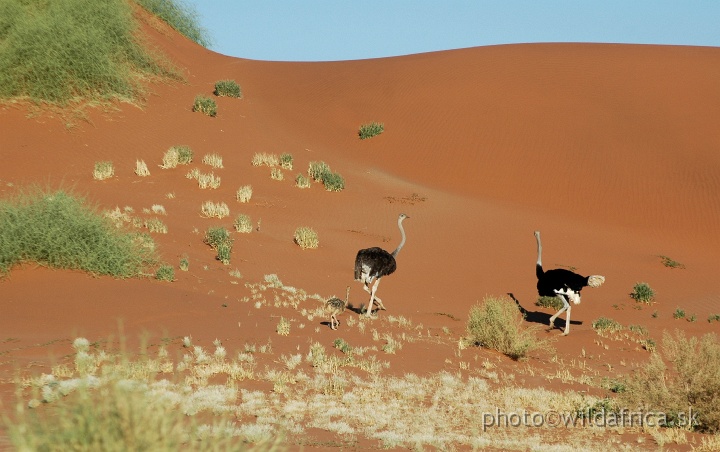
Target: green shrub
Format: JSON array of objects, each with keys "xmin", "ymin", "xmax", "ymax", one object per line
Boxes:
[
  {"xmin": 0, "ymin": 0, "xmax": 179, "ymax": 105},
  {"xmin": 659, "ymin": 255, "xmax": 685, "ymax": 269},
  {"xmin": 135, "ymin": 0, "xmax": 210, "ymax": 47},
  {"xmin": 709, "ymin": 314, "xmax": 720, "ymax": 323},
  {"xmin": 0, "ymin": 190, "xmax": 156, "ymax": 277},
  {"xmin": 536, "ymin": 296, "xmax": 563, "ymax": 310},
  {"xmin": 213, "ymin": 79, "xmax": 242, "ymax": 98},
  {"xmin": 93, "ymin": 161, "xmax": 114, "ymax": 181},
  {"xmin": 179, "ymin": 255, "xmax": 189, "ymax": 271},
  {"xmin": 591, "ymin": 317, "xmax": 623, "ymax": 333},
  {"xmin": 295, "ymin": 174, "xmax": 310, "ymax": 189},
  {"xmin": 322, "ymin": 172, "xmax": 345, "ymax": 192},
  {"xmin": 192, "ymin": 95, "xmax": 217, "ymax": 117},
  {"xmin": 619, "ymin": 331, "xmax": 720, "ymax": 432},
  {"xmin": 358, "ymin": 121, "xmax": 384, "ymax": 139},
  {"xmin": 155, "ymin": 264, "xmax": 174, "ymax": 281},
  {"xmin": 280, "ymin": 153, "xmax": 293, "ymax": 170},
  {"xmin": 161, "ymin": 145, "xmax": 193, "ymax": 168},
  {"xmin": 204, "ymin": 226, "xmax": 233, "ymax": 264},
  {"xmin": 630, "ymin": 282, "xmax": 655, "ymax": 304},
  {"xmin": 294, "ymin": 227, "xmax": 319, "ymax": 250},
  {"xmin": 308, "ymin": 161, "xmax": 331, "ymax": 182},
  {"xmin": 673, "ymin": 308, "xmax": 686, "ymax": 319},
  {"xmin": 464, "ymin": 296, "xmax": 552, "ymax": 360}
]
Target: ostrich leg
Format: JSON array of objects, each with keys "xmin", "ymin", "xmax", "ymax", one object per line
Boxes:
[
  {"xmin": 366, "ymin": 279, "xmax": 381, "ymax": 317},
  {"xmin": 548, "ymin": 294, "xmax": 569, "ymax": 331}
]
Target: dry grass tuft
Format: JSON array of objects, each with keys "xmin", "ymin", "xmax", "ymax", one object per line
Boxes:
[
  {"xmin": 200, "ymin": 201, "xmax": 229, "ymax": 219},
  {"xmin": 93, "ymin": 161, "xmax": 114, "ymax": 181},
  {"xmin": 236, "ymin": 185, "xmax": 253, "ymax": 203},
  {"xmin": 134, "ymin": 159, "xmax": 150, "ymax": 177}
]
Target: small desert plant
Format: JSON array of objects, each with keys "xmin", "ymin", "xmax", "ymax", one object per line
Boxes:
[
  {"xmin": 708, "ymin": 314, "xmax": 720, "ymax": 323},
  {"xmin": 213, "ymin": 79, "xmax": 241, "ymax": 98},
  {"xmin": 251, "ymin": 152, "xmax": 279, "ymax": 167},
  {"xmin": 591, "ymin": 317, "xmax": 623, "ymax": 333},
  {"xmin": 277, "ymin": 317, "xmax": 291, "ymax": 336},
  {"xmin": 236, "ymin": 185, "xmax": 253, "ymax": 203},
  {"xmin": 464, "ymin": 296, "xmax": 551, "ymax": 360},
  {"xmin": 192, "ymin": 95, "xmax": 217, "ymax": 117},
  {"xmin": 155, "ymin": 264, "xmax": 174, "ymax": 281},
  {"xmin": 204, "ymin": 226, "xmax": 233, "ymax": 264},
  {"xmin": 144, "ymin": 218, "xmax": 167, "ymax": 234},
  {"xmin": 630, "ymin": 282, "xmax": 655, "ymax": 304},
  {"xmin": 134, "ymin": 160, "xmax": 150, "ymax": 177},
  {"xmin": 200, "ymin": 201, "xmax": 229, "ymax": 218},
  {"xmin": 196, "ymin": 172, "xmax": 221, "ymax": 189},
  {"xmin": 308, "ymin": 161, "xmax": 331, "ymax": 182},
  {"xmin": 179, "ymin": 256, "xmax": 189, "ymax": 271},
  {"xmin": 93, "ymin": 161, "xmax": 114, "ymax": 181},
  {"xmin": 536, "ymin": 296, "xmax": 563, "ymax": 310},
  {"xmin": 322, "ymin": 172, "xmax": 345, "ymax": 192},
  {"xmin": 202, "ymin": 153, "xmax": 223, "ymax": 169},
  {"xmin": 358, "ymin": 121, "xmax": 384, "ymax": 139},
  {"xmin": 161, "ymin": 145, "xmax": 193, "ymax": 168},
  {"xmin": 270, "ymin": 168, "xmax": 284, "ymax": 181},
  {"xmin": 618, "ymin": 330, "xmax": 720, "ymax": 432},
  {"xmin": 673, "ymin": 308, "xmax": 686, "ymax": 319},
  {"xmin": 659, "ymin": 255, "xmax": 685, "ymax": 269},
  {"xmin": 234, "ymin": 214, "xmax": 253, "ymax": 233},
  {"xmin": 295, "ymin": 174, "xmax": 310, "ymax": 189},
  {"xmin": 294, "ymin": 227, "xmax": 319, "ymax": 250},
  {"xmin": 280, "ymin": 153, "xmax": 293, "ymax": 170}
]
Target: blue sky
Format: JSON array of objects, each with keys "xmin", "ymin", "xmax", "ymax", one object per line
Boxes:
[{"xmin": 186, "ymin": 1, "xmax": 720, "ymax": 61}]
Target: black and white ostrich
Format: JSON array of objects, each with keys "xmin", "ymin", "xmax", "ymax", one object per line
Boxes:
[
  {"xmin": 535, "ymin": 230, "xmax": 605, "ymax": 335},
  {"xmin": 354, "ymin": 213, "xmax": 409, "ymax": 317},
  {"xmin": 326, "ymin": 286, "xmax": 350, "ymax": 330}
]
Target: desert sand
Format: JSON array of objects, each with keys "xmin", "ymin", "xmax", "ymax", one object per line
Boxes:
[{"xmin": 1, "ymin": 10, "xmax": 719, "ymax": 450}]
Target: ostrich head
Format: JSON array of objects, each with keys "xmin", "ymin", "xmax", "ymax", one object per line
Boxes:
[{"xmin": 587, "ymin": 275, "xmax": 605, "ymax": 288}]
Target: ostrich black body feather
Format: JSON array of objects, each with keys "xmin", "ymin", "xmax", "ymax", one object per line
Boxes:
[{"xmin": 355, "ymin": 247, "xmax": 397, "ymax": 280}]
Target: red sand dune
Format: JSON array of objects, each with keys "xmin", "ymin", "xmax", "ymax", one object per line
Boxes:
[{"xmin": 1, "ymin": 11, "xmax": 720, "ymax": 448}]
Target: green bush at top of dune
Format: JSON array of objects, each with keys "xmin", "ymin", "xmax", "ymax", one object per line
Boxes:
[
  {"xmin": 0, "ymin": 189, "xmax": 157, "ymax": 278},
  {"xmin": 135, "ymin": 0, "xmax": 210, "ymax": 48},
  {"xmin": 0, "ymin": 0, "xmax": 197, "ymax": 106}
]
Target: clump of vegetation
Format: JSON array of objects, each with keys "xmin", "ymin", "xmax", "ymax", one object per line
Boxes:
[
  {"xmin": 358, "ymin": 121, "xmax": 384, "ymax": 139},
  {"xmin": 0, "ymin": 0, "xmax": 180, "ymax": 106},
  {"xmin": 135, "ymin": 0, "xmax": 210, "ymax": 47},
  {"xmin": 155, "ymin": 264, "xmax": 174, "ymax": 281},
  {"xmin": 535, "ymin": 296, "xmax": 563, "ymax": 310},
  {"xmin": 179, "ymin": 255, "xmax": 189, "ymax": 271},
  {"xmin": 187, "ymin": 169, "xmax": 221, "ymax": 189},
  {"xmin": 322, "ymin": 172, "xmax": 345, "ymax": 192},
  {"xmin": 708, "ymin": 314, "xmax": 720, "ymax": 323},
  {"xmin": 295, "ymin": 174, "xmax": 310, "ymax": 189},
  {"xmin": 277, "ymin": 317, "xmax": 291, "ymax": 336},
  {"xmin": 202, "ymin": 153, "xmax": 223, "ymax": 169},
  {"xmin": 213, "ymin": 79, "xmax": 241, "ymax": 98},
  {"xmin": 200, "ymin": 201, "xmax": 229, "ymax": 219},
  {"xmin": 236, "ymin": 185, "xmax": 253, "ymax": 203},
  {"xmin": 233, "ymin": 214, "xmax": 252, "ymax": 233},
  {"xmin": 0, "ymin": 190, "xmax": 155, "ymax": 277},
  {"xmin": 294, "ymin": 227, "xmax": 319, "ymax": 250},
  {"xmin": 270, "ymin": 168, "xmax": 284, "ymax": 181},
  {"xmin": 463, "ymin": 296, "xmax": 552, "ymax": 360},
  {"xmin": 144, "ymin": 217, "xmax": 167, "ymax": 234},
  {"xmin": 161, "ymin": 145, "xmax": 193, "ymax": 169},
  {"xmin": 307, "ymin": 161, "xmax": 345, "ymax": 192},
  {"xmin": 673, "ymin": 308, "xmax": 686, "ymax": 319},
  {"xmin": 659, "ymin": 255, "xmax": 685, "ymax": 269},
  {"xmin": 192, "ymin": 95, "xmax": 217, "ymax": 117},
  {"xmin": 630, "ymin": 282, "xmax": 655, "ymax": 304},
  {"xmin": 618, "ymin": 331, "xmax": 720, "ymax": 432},
  {"xmin": 93, "ymin": 161, "xmax": 114, "ymax": 181},
  {"xmin": 204, "ymin": 226, "xmax": 233, "ymax": 264},
  {"xmin": 251, "ymin": 153, "xmax": 279, "ymax": 167},
  {"xmin": 134, "ymin": 160, "xmax": 150, "ymax": 177},
  {"xmin": 280, "ymin": 153, "xmax": 293, "ymax": 170},
  {"xmin": 308, "ymin": 161, "xmax": 331, "ymax": 182},
  {"xmin": 591, "ymin": 317, "xmax": 623, "ymax": 333}
]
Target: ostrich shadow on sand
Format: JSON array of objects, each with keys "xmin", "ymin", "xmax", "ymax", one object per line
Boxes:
[{"xmin": 506, "ymin": 293, "xmax": 583, "ymax": 331}]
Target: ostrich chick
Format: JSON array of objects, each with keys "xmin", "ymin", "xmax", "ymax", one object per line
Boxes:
[{"xmin": 326, "ymin": 286, "xmax": 350, "ymax": 330}]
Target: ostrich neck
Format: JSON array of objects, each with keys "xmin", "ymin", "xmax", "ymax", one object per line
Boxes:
[
  {"xmin": 391, "ymin": 218, "xmax": 407, "ymax": 257},
  {"xmin": 535, "ymin": 232, "xmax": 543, "ymax": 267}
]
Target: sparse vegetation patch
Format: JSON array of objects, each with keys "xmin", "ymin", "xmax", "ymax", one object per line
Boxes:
[
  {"xmin": 213, "ymin": 79, "xmax": 241, "ymax": 98},
  {"xmin": 294, "ymin": 227, "xmax": 319, "ymax": 250},
  {"xmin": 192, "ymin": 95, "xmax": 217, "ymax": 117},
  {"xmin": 93, "ymin": 161, "xmax": 114, "ymax": 181},
  {"xmin": 358, "ymin": 121, "xmax": 384, "ymax": 139},
  {"xmin": 204, "ymin": 226, "xmax": 233, "ymax": 264},
  {"xmin": 630, "ymin": 282, "xmax": 655, "ymax": 304}
]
